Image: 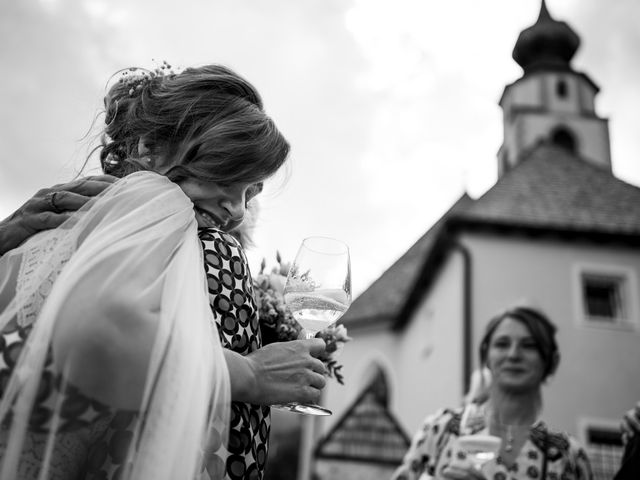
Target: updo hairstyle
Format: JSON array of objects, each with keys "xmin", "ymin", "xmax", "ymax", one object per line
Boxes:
[{"xmin": 99, "ymin": 64, "xmax": 289, "ymax": 185}]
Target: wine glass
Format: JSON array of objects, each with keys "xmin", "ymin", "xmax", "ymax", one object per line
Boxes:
[
  {"xmin": 275, "ymin": 236, "xmax": 352, "ymax": 416},
  {"xmin": 456, "ymin": 402, "xmax": 501, "ymax": 471}
]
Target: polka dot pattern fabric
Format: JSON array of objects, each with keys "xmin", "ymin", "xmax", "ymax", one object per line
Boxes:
[
  {"xmin": 199, "ymin": 228, "xmax": 271, "ymax": 480},
  {"xmin": 0, "ymin": 227, "xmax": 269, "ymax": 480}
]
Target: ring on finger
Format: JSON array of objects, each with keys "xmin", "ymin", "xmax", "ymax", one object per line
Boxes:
[{"xmin": 47, "ymin": 191, "xmax": 62, "ymax": 213}]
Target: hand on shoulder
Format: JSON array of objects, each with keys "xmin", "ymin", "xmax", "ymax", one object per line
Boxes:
[{"xmin": 0, "ymin": 175, "xmax": 117, "ymax": 256}]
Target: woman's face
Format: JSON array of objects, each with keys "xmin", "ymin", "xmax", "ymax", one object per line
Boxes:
[
  {"xmin": 137, "ymin": 138, "xmax": 265, "ymax": 231},
  {"xmin": 178, "ymin": 178, "xmax": 263, "ymax": 231},
  {"xmin": 486, "ymin": 317, "xmax": 546, "ymax": 393}
]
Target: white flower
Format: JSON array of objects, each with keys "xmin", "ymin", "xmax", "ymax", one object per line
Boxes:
[{"xmin": 267, "ymin": 273, "xmax": 286, "ymax": 295}]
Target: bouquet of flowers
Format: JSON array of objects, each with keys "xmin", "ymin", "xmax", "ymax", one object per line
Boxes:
[{"xmin": 253, "ymin": 252, "xmax": 351, "ymax": 384}]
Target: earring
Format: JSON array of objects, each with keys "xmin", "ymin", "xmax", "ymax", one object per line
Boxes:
[{"xmin": 142, "ymin": 156, "xmax": 155, "ymax": 169}]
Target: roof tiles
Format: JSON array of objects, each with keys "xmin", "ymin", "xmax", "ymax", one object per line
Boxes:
[{"xmin": 341, "ymin": 143, "xmax": 640, "ymax": 328}]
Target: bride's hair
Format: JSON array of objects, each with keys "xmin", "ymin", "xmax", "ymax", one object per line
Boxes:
[{"xmin": 98, "ymin": 63, "xmax": 289, "ymax": 186}]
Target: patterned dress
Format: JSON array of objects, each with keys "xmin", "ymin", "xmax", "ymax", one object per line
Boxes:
[
  {"xmin": 0, "ymin": 316, "xmax": 137, "ymax": 480},
  {"xmin": 199, "ymin": 227, "xmax": 271, "ymax": 480},
  {"xmin": 392, "ymin": 406, "xmax": 593, "ymax": 480},
  {"xmin": 0, "ymin": 227, "xmax": 269, "ymax": 480}
]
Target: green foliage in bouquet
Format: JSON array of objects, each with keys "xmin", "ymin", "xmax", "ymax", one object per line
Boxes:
[{"xmin": 253, "ymin": 252, "xmax": 351, "ymax": 384}]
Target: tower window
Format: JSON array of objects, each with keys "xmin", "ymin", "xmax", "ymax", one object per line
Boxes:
[
  {"xmin": 551, "ymin": 127, "xmax": 576, "ymax": 153},
  {"xmin": 556, "ymin": 79, "xmax": 568, "ymax": 98}
]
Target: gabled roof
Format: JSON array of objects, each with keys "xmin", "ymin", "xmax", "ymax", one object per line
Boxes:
[
  {"xmin": 453, "ymin": 143, "xmax": 640, "ymax": 236},
  {"xmin": 341, "ymin": 142, "xmax": 640, "ymax": 331},
  {"xmin": 315, "ymin": 373, "xmax": 410, "ymax": 465},
  {"xmin": 341, "ymin": 194, "xmax": 473, "ymax": 328}
]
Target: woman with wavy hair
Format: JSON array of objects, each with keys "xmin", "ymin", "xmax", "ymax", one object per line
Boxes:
[
  {"xmin": 393, "ymin": 305, "xmax": 593, "ymax": 480},
  {"xmin": 0, "ymin": 63, "xmax": 327, "ymax": 480}
]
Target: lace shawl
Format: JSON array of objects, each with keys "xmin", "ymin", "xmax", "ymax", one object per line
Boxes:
[{"xmin": 0, "ymin": 171, "xmax": 231, "ymax": 480}]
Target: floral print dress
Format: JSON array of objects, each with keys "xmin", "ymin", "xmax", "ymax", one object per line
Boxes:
[{"xmin": 392, "ymin": 406, "xmax": 593, "ymax": 480}]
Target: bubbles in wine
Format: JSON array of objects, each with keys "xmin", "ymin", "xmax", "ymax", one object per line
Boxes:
[{"xmin": 284, "ymin": 289, "xmax": 349, "ymax": 333}]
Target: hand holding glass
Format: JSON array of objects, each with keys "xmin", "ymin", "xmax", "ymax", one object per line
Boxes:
[
  {"xmin": 457, "ymin": 403, "xmax": 502, "ymax": 471},
  {"xmin": 276, "ymin": 236, "xmax": 351, "ymax": 416}
]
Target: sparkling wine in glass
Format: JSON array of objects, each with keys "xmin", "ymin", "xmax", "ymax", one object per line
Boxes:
[
  {"xmin": 457, "ymin": 403, "xmax": 501, "ymax": 471},
  {"xmin": 456, "ymin": 435, "xmax": 501, "ymax": 471},
  {"xmin": 277, "ymin": 236, "xmax": 352, "ymax": 416}
]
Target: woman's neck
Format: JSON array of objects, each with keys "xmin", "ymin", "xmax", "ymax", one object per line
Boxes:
[{"xmin": 487, "ymin": 387, "xmax": 542, "ymax": 426}]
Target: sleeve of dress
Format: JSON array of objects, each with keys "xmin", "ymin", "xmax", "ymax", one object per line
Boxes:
[
  {"xmin": 391, "ymin": 409, "xmax": 450, "ymax": 480},
  {"xmin": 568, "ymin": 436, "xmax": 595, "ymax": 480},
  {"xmin": 0, "ymin": 171, "xmax": 231, "ymax": 480}
]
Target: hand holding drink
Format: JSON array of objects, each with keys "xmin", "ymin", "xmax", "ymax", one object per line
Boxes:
[
  {"xmin": 442, "ymin": 434, "xmax": 499, "ymax": 479},
  {"xmin": 275, "ymin": 236, "xmax": 351, "ymax": 416},
  {"xmin": 456, "ymin": 434, "xmax": 501, "ymax": 470},
  {"xmin": 451, "ymin": 402, "xmax": 501, "ymax": 474}
]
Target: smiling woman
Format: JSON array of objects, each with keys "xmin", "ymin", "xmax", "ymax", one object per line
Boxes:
[
  {"xmin": 0, "ymin": 62, "xmax": 329, "ymax": 480},
  {"xmin": 179, "ymin": 179, "xmax": 264, "ymax": 231},
  {"xmin": 392, "ymin": 305, "xmax": 593, "ymax": 480},
  {"xmin": 479, "ymin": 307, "xmax": 559, "ymax": 395}
]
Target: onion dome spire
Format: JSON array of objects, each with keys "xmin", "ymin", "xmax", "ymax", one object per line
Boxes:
[{"xmin": 512, "ymin": 0, "xmax": 580, "ymax": 73}]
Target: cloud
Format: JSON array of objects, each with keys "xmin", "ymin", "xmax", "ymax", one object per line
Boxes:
[
  {"xmin": 0, "ymin": 0, "xmax": 118, "ymax": 215},
  {"xmin": 564, "ymin": 0, "xmax": 640, "ymax": 186},
  {"xmin": 1, "ymin": 0, "xmax": 638, "ymax": 295}
]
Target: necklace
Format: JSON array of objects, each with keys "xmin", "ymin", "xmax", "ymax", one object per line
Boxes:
[
  {"xmin": 502, "ymin": 424, "xmax": 531, "ymax": 453},
  {"xmin": 505, "ymin": 425, "xmax": 515, "ymax": 452}
]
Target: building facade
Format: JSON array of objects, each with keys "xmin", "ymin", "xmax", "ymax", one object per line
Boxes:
[{"xmin": 313, "ymin": 3, "xmax": 640, "ymax": 480}]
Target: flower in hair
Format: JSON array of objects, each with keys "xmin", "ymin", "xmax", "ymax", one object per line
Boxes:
[{"xmin": 118, "ymin": 60, "xmax": 178, "ymax": 97}]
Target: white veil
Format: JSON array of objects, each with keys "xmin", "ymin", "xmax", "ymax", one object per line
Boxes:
[{"xmin": 0, "ymin": 171, "xmax": 230, "ymax": 479}]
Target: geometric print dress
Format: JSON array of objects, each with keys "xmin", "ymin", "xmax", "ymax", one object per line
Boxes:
[
  {"xmin": 0, "ymin": 227, "xmax": 270, "ymax": 480},
  {"xmin": 199, "ymin": 227, "xmax": 271, "ymax": 480}
]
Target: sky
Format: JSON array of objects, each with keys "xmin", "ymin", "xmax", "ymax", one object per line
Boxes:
[{"xmin": 1, "ymin": 0, "xmax": 640, "ymax": 296}]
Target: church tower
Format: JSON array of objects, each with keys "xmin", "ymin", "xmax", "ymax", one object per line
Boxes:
[{"xmin": 497, "ymin": 0, "xmax": 612, "ymax": 177}]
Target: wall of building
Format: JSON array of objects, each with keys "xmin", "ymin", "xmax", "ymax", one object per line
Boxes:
[
  {"xmin": 502, "ymin": 73, "xmax": 597, "ymax": 115},
  {"xmin": 313, "ymin": 230, "xmax": 640, "ymax": 474},
  {"xmin": 393, "ymin": 250, "xmax": 466, "ymax": 433},
  {"xmin": 512, "ymin": 112, "xmax": 611, "ymax": 168},
  {"xmin": 321, "ymin": 251, "xmax": 467, "ymax": 439},
  {"xmin": 461, "ymin": 231, "xmax": 640, "ymax": 437},
  {"xmin": 500, "ymin": 71, "xmax": 611, "ymax": 170},
  {"xmin": 320, "ymin": 320, "xmax": 402, "ymax": 435}
]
